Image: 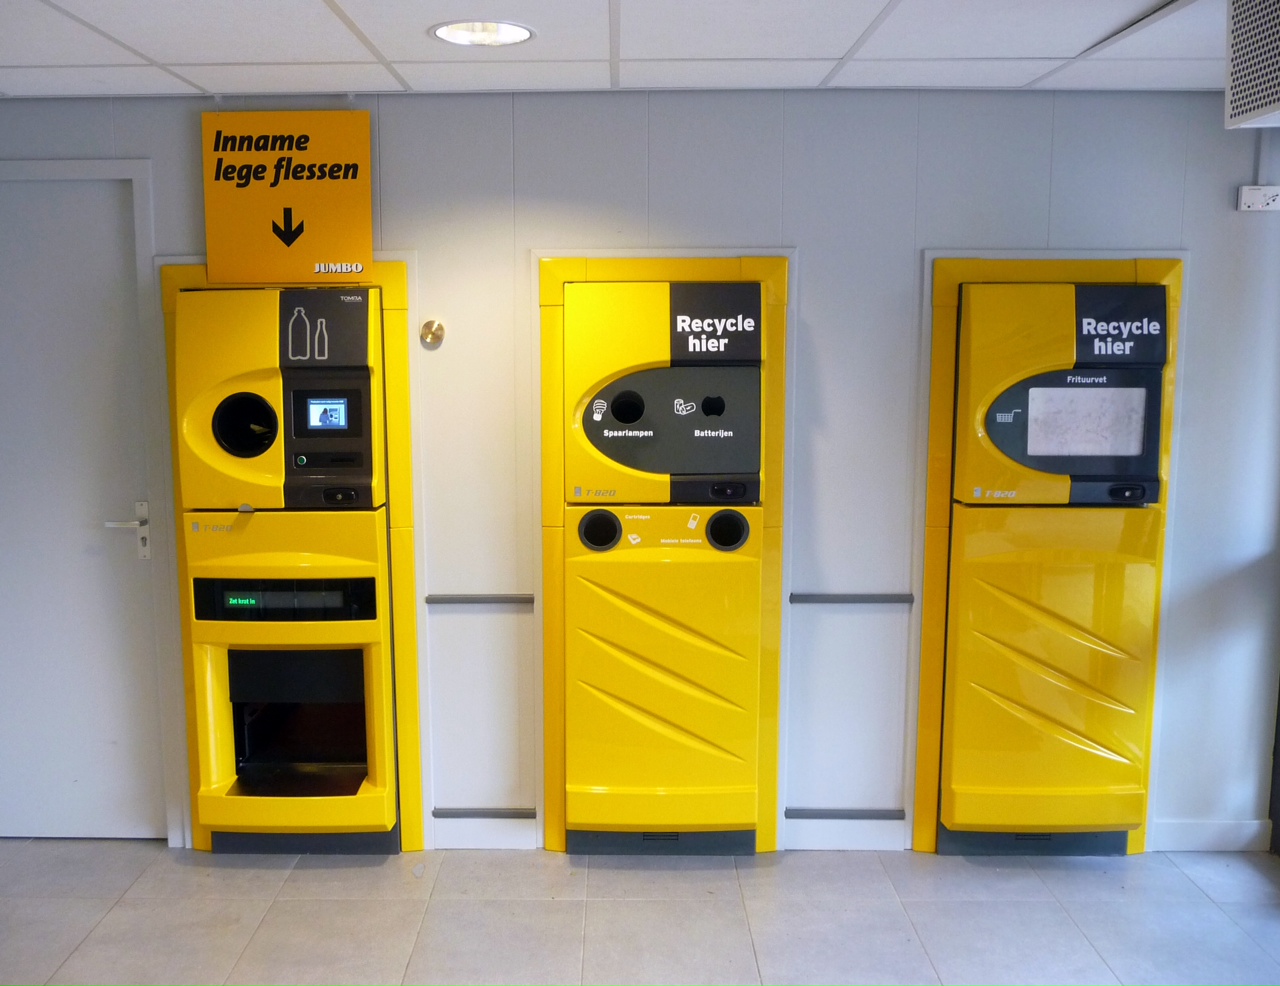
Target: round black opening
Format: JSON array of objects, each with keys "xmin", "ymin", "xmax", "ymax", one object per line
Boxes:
[
  {"xmin": 579, "ymin": 509, "xmax": 622, "ymax": 551},
  {"xmin": 610, "ymin": 390, "xmax": 645, "ymax": 424},
  {"xmin": 707, "ymin": 509, "xmax": 749, "ymax": 551},
  {"xmin": 212, "ymin": 392, "xmax": 278, "ymax": 458}
]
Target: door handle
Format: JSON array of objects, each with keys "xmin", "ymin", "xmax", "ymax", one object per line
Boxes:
[{"xmin": 104, "ymin": 501, "xmax": 150, "ymax": 560}]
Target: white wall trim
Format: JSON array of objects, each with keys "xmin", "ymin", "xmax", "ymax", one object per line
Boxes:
[{"xmin": 1147, "ymin": 819, "xmax": 1272, "ymax": 852}]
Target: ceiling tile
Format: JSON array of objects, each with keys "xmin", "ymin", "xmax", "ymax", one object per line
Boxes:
[
  {"xmin": 1035, "ymin": 58, "xmax": 1226, "ymax": 89},
  {"xmin": 858, "ymin": 0, "xmax": 1159, "ymax": 59},
  {"xmin": 395, "ymin": 60, "xmax": 610, "ymax": 91},
  {"xmin": 176, "ymin": 63, "xmax": 403, "ymax": 94},
  {"xmin": 1094, "ymin": 0, "xmax": 1227, "ymax": 59},
  {"xmin": 0, "ymin": 0, "xmax": 144, "ymax": 66},
  {"xmin": 620, "ymin": 0, "xmax": 888, "ymax": 60},
  {"xmin": 0, "ymin": 65, "xmax": 198, "ymax": 97},
  {"xmin": 621, "ymin": 60, "xmax": 834, "ymax": 89},
  {"xmin": 338, "ymin": 0, "xmax": 608, "ymax": 62},
  {"xmin": 52, "ymin": 0, "xmax": 373, "ymax": 63},
  {"xmin": 831, "ymin": 58, "xmax": 1066, "ymax": 88}
]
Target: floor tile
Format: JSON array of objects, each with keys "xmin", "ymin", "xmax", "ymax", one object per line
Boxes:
[
  {"xmin": 125, "ymin": 847, "xmax": 296, "ymax": 899},
  {"xmin": 432, "ymin": 849, "xmax": 587, "ymax": 900},
  {"xmin": 227, "ymin": 897, "xmax": 426, "ymax": 985},
  {"xmin": 746, "ymin": 897, "xmax": 939, "ymax": 985},
  {"xmin": 1213, "ymin": 901, "xmax": 1280, "ymax": 962},
  {"xmin": 277, "ymin": 850, "xmax": 441, "ymax": 899},
  {"xmin": 48, "ymin": 896, "xmax": 268, "ymax": 985},
  {"xmin": 0, "ymin": 838, "xmax": 31, "ymax": 869},
  {"xmin": 1219, "ymin": 902, "xmax": 1280, "ymax": 964},
  {"xmin": 1064, "ymin": 897, "xmax": 1280, "ymax": 985},
  {"xmin": 878, "ymin": 851, "xmax": 1053, "ymax": 901},
  {"xmin": 1169, "ymin": 851, "xmax": 1280, "ymax": 903},
  {"xmin": 0, "ymin": 896, "xmax": 113, "ymax": 985},
  {"xmin": 0, "ymin": 839, "xmax": 165, "ymax": 898},
  {"xmin": 736, "ymin": 850, "xmax": 896, "ymax": 900},
  {"xmin": 1031, "ymin": 851, "xmax": 1207, "ymax": 902},
  {"xmin": 587, "ymin": 854, "xmax": 741, "ymax": 900},
  {"xmin": 904, "ymin": 898, "xmax": 1118, "ymax": 985},
  {"xmin": 404, "ymin": 897, "xmax": 584, "ymax": 985},
  {"xmin": 583, "ymin": 898, "xmax": 760, "ymax": 985}
]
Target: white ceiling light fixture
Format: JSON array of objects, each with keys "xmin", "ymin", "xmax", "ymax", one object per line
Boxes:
[{"xmin": 431, "ymin": 21, "xmax": 533, "ymax": 47}]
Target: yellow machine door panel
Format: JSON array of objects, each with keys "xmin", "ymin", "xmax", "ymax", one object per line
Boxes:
[
  {"xmin": 564, "ymin": 507, "xmax": 763, "ymax": 830},
  {"xmin": 942, "ymin": 504, "xmax": 1162, "ymax": 832}
]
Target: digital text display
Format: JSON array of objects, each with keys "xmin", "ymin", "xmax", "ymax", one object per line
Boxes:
[{"xmin": 307, "ymin": 397, "xmax": 348, "ymax": 430}]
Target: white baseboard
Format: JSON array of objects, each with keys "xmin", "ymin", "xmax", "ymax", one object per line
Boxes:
[
  {"xmin": 1145, "ymin": 819, "xmax": 1272, "ymax": 851},
  {"xmin": 430, "ymin": 816, "xmax": 538, "ymax": 849},
  {"xmin": 781, "ymin": 818, "xmax": 909, "ymax": 850}
]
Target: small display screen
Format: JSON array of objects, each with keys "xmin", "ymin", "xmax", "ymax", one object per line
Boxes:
[
  {"xmin": 307, "ymin": 397, "xmax": 348, "ymax": 430},
  {"xmin": 224, "ymin": 589, "xmax": 344, "ymax": 610},
  {"xmin": 1027, "ymin": 387, "xmax": 1146, "ymax": 457}
]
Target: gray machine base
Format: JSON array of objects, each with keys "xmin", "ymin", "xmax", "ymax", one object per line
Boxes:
[
  {"xmin": 566, "ymin": 829, "xmax": 755, "ymax": 855},
  {"xmin": 211, "ymin": 825, "xmax": 400, "ymax": 855},
  {"xmin": 936, "ymin": 824, "xmax": 1127, "ymax": 856}
]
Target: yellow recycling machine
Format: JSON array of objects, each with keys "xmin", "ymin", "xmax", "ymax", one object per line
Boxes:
[
  {"xmin": 916, "ymin": 258, "xmax": 1182, "ymax": 855},
  {"xmin": 541, "ymin": 257, "xmax": 787, "ymax": 854},
  {"xmin": 162, "ymin": 263, "xmax": 421, "ymax": 852}
]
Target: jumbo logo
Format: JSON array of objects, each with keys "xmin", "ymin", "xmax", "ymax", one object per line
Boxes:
[{"xmin": 314, "ymin": 262, "xmax": 364, "ymax": 274}]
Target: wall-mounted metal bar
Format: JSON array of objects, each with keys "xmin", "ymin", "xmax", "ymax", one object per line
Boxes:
[
  {"xmin": 431, "ymin": 807, "xmax": 537, "ymax": 819},
  {"xmin": 789, "ymin": 593, "xmax": 914, "ymax": 605},
  {"xmin": 424, "ymin": 594, "xmax": 535, "ymax": 605},
  {"xmin": 784, "ymin": 808, "xmax": 906, "ymax": 820}
]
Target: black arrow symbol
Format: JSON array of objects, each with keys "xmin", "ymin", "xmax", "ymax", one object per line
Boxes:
[{"xmin": 272, "ymin": 207, "xmax": 304, "ymax": 246}]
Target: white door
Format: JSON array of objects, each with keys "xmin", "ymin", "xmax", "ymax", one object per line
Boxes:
[{"xmin": 0, "ymin": 175, "xmax": 167, "ymax": 837}]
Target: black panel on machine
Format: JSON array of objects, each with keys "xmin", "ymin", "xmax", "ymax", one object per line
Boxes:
[{"xmin": 193, "ymin": 577, "xmax": 376, "ymax": 621}]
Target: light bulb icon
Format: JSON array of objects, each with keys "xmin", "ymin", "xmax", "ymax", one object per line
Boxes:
[{"xmin": 592, "ymin": 399, "xmax": 608, "ymax": 422}]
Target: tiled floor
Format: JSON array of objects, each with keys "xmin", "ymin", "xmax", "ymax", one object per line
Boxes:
[{"xmin": 2, "ymin": 839, "xmax": 1279, "ymax": 985}]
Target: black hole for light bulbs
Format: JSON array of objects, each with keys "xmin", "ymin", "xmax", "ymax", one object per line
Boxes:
[{"xmin": 611, "ymin": 391, "xmax": 645, "ymax": 424}]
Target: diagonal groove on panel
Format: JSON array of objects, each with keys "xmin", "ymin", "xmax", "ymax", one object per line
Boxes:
[
  {"xmin": 972, "ymin": 630, "xmax": 1135, "ymax": 713},
  {"xmin": 971, "ymin": 683, "xmax": 1136, "ymax": 765},
  {"xmin": 577, "ymin": 628, "xmax": 745, "ymax": 711},
  {"xmin": 577, "ymin": 576, "xmax": 747, "ymax": 661},
  {"xmin": 974, "ymin": 578, "xmax": 1139, "ymax": 661},
  {"xmin": 577, "ymin": 680, "xmax": 745, "ymax": 762}
]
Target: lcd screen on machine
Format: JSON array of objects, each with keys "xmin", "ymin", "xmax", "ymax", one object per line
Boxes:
[
  {"xmin": 307, "ymin": 397, "xmax": 348, "ymax": 430},
  {"xmin": 1026, "ymin": 387, "xmax": 1146, "ymax": 457}
]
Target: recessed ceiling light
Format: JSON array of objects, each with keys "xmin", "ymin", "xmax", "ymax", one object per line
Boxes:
[{"xmin": 431, "ymin": 21, "xmax": 533, "ymax": 46}]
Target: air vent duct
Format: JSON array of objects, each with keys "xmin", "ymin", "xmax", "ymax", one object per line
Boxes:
[{"xmin": 1227, "ymin": 0, "xmax": 1280, "ymax": 128}]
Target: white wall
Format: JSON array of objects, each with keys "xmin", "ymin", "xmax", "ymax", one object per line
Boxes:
[{"xmin": 2, "ymin": 88, "xmax": 1276, "ymax": 850}]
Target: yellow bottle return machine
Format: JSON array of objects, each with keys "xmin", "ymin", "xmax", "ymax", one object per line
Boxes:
[
  {"xmin": 162, "ymin": 263, "xmax": 421, "ymax": 853},
  {"xmin": 540, "ymin": 257, "xmax": 787, "ymax": 854},
  {"xmin": 916, "ymin": 258, "xmax": 1182, "ymax": 856}
]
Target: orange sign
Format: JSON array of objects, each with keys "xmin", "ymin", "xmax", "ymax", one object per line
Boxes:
[{"xmin": 201, "ymin": 110, "xmax": 372, "ymax": 284}]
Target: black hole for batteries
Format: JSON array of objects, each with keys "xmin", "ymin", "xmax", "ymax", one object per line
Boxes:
[
  {"xmin": 611, "ymin": 391, "xmax": 645, "ymax": 424},
  {"xmin": 579, "ymin": 510, "xmax": 622, "ymax": 551},
  {"xmin": 707, "ymin": 510, "xmax": 749, "ymax": 551},
  {"xmin": 213, "ymin": 392, "xmax": 278, "ymax": 458},
  {"xmin": 702, "ymin": 396, "xmax": 726, "ymax": 416}
]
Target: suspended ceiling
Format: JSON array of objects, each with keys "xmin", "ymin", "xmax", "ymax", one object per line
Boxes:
[{"xmin": 0, "ymin": 0, "xmax": 1227, "ymax": 99}]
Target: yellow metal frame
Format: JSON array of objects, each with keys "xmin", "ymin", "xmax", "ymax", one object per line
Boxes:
[
  {"xmin": 914, "ymin": 257, "xmax": 1182, "ymax": 854},
  {"xmin": 161, "ymin": 262, "xmax": 422, "ymax": 851},
  {"xmin": 540, "ymin": 256, "xmax": 788, "ymax": 852}
]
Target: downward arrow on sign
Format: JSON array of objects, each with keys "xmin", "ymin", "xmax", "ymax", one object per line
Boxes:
[{"xmin": 272, "ymin": 207, "xmax": 304, "ymax": 246}]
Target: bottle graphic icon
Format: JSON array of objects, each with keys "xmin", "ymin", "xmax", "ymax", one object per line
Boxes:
[
  {"xmin": 314, "ymin": 318, "xmax": 329, "ymax": 360},
  {"xmin": 288, "ymin": 307, "xmax": 310, "ymax": 360}
]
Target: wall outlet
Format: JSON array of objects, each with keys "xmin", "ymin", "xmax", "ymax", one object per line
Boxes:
[{"xmin": 1238, "ymin": 186, "xmax": 1280, "ymax": 210}]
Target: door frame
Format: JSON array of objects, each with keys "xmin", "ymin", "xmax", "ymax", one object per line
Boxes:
[{"xmin": 0, "ymin": 160, "xmax": 186, "ymax": 844}]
